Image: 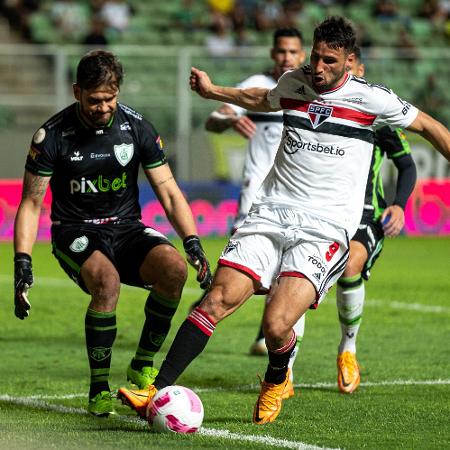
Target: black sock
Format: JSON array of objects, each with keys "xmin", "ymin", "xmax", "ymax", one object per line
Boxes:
[
  {"xmin": 131, "ymin": 291, "xmax": 180, "ymax": 370},
  {"xmin": 154, "ymin": 307, "xmax": 215, "ymax": 389},
  {"xmin": 264, "ymin": 331, "xmax": 296, "ymax": 384},
  {"xmin": 85, "ymin": 308, "xmax": 117, "ymax": 398}
]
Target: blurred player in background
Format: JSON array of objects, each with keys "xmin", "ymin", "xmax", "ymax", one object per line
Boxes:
[
  {"xmin": 286, "ymin": 46, "xmax": 418, "ymax": 394},
  {"xmin": 119, "ymin": 16, "xmax": 450, "ymax": 424},
  {"xmin": 13, "ymin": 50, "xmax": 212, "ymax": 417},
  {"xmin": 334, "ymin": 47, "xmax": 417, "ymax": 393},
  {"xmin": 192, "ymin": 27, "xmax": 306, "ymax": 398}
]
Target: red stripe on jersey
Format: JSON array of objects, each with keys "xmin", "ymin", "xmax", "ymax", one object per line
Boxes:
[
  {"xmin": 187, "ymin": 308, "xmax": 216, "ymax": 336},
  {"xmin": 279, "ymin": 100, "xmax": 376, "ymax": 125},
  {"xmin": 218, "ymin": 259, "xmax": 261, "ymax": 282}
]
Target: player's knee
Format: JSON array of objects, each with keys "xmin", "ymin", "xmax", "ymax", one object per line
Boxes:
[
  {"xmin": 342, "ymin": 257, "xmax": 364, "ymax": 278},
  {"xmin": 89, "ymin": 272, "xmax": 120, "ymax": 303},
  {"xmin": 263, "ymin": 318, "xmax": 291, "ymax": 348},
  {"xmin": 158, "ymin": 256, "xmax": 188, "ymax": 297},
  {"xmin": 198, "ymin": 286, "xmax": 235, "ymax": 323}
]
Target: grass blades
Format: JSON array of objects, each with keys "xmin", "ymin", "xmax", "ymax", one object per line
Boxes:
[{"xmin": 0, "ymin": 237, "xmax": 449, "ymax": 449}]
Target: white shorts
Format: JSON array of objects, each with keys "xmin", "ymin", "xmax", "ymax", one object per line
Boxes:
[{"xmin": 219, "ymin": 206, "xmax": 349, "ymax": 307}]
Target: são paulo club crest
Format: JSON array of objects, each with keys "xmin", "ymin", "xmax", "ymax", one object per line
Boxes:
[
  {"xmin": 307, "ymin": 103, "xmax": 333, "ymax": 129},
  {"xmin": 114, "ymin": 143, "xmax": 134, "ymax": 166}
]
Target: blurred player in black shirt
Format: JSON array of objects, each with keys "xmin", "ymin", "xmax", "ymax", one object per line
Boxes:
[{"xmin": 13, "ymin": 50, "xmax": 212, "ymax": 416}]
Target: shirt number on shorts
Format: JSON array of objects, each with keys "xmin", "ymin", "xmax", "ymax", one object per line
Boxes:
[{"xmin": 325, "ymin": 242, "xmax": 340, "ymax": 262}]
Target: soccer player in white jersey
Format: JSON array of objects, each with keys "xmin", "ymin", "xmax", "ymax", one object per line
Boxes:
[
  {"xmin": 192, "ymin": 28, "xmax": 306, "ymax": 393},
  {"xmin": 119, "ymin": 16, "xmax": 450, "ymax": 424}
]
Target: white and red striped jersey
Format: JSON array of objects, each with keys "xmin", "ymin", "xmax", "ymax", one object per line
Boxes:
[{"xmin": 258, "ymin": 67, "xmax": 419, "ymax": 237}]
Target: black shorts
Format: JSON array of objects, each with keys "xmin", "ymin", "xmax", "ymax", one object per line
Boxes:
[
  {"xmin": 51, "ymin": 221, "xmax": 174, "ymax": 293},
  {"xmin": 352, "ymin": 218, "xmax": 385, "ymax": 281}
]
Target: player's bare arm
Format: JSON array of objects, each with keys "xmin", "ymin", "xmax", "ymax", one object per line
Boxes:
[
  {"xmin": 407, "ymin": 110, "xmax": 450, "ymax": 161},
  {"xmin": 190, "ymin": 67, "xmax": 278, "ymax": 113},
  {"xmin": 206, "ymin": 104, "xmax": 257, "ymax": 139},
  {"xmin": 144, "ymin": 164, "xmax": 197, "ymax": 238},
  {"xmin": 14, "ymin": 170, "xmax": 50, "ymax": 254}
]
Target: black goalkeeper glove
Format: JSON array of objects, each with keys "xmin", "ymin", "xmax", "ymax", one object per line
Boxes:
[
  {"xmin": 183, "ymin": 235, "xmax": 212, "ymax": 290},
  {"xmin": 14, "ymin": 252, "xmax": 34, "ymax": 320}
]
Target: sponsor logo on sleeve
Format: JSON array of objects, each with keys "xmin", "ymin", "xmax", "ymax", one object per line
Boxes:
[
  {"xmin": 28, "ymin": 146, "xmax": 41, "ymax": 160},
  {"xmin": 33, "ymin": 128, "xmax": 46, "ymax": 144}
]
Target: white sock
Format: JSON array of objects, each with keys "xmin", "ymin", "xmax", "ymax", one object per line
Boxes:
[
  {"xmin": 337, "ymin": 275, "xmax": 364, "ymax": 354},
  {"xmin": 288, "ymin": 314, "xmax": 305, "ymax": 381}
]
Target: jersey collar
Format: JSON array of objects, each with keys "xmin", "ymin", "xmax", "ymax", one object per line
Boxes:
[{"xmin": 320, "ymin": 72, "xmax": 350, "ymax": 95}]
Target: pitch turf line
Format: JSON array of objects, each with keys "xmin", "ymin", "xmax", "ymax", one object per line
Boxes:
[
  {"xmin": 0, "ymin": 394, "xmax": 337, "ymax": 450},
  {"xmin": 0, "ymin": 275, "xmax": 449, "ymax": 314},
  {"xmin": 12, "ymin": 378, "xmax": 450, "ymax": 401}
]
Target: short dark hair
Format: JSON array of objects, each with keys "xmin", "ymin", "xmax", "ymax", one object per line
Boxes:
[
  {"xmin": 273, "ymin": 27, "xmax": 303, "ymax": 47},
  {"xmin": 76, "ymin": 49, "xmax": 123, "ymax": 90},
  {"xmin": 313, "ymin": 16, "xmax": 356, "ymax": 53},
  {"xmin": 353, "ymin": 45, "xmax": 361, "ymax": 62}
]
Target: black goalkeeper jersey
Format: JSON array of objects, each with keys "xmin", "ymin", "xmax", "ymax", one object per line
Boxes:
[
  {"xmin": 25, "ymin": 102, "xmax": 167, "ymax": 223},
  {"xmin": 362, "ymin": 126, "xmax": 412, "ymax": 222}
]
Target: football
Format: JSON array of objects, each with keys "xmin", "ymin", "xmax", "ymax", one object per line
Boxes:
[{"xmin": 147, "ymin": 385, "xmax": 204, "ymax": 433}]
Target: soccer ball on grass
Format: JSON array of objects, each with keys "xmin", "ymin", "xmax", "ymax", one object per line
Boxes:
[{"xmin": 147, "ymin": 385, "xmax": 204, "ymax": 433}]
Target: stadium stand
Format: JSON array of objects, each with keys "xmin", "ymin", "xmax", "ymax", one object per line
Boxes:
[{"xmin": 0, "ymin": 0, "xmax": 449, "ymax": 179}]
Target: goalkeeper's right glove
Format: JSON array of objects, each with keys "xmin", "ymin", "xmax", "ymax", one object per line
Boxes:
[{"xmin": 14, "ymin": 252, "xmax": 33, "ymax": 320}]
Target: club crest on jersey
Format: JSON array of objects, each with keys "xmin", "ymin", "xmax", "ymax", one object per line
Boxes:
[
  {"xmin": 114, "ymin": 143, "xmax": 134, "ymax": 166},
  {"xmin": 307, "ymin": 103, "xmax": 333, "ymax": 129}
]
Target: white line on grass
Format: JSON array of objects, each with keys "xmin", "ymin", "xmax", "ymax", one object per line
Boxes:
[
  {"xmin": 15, "ymin": 378, "xmax": 450, "ymax": 400},
  {"xmin": 0, "ymin": 394, "xmax": 336, "ymax": 450},
  {"xmin": 366, "ymin": 299, "xmax": 450, "ymax": 314},
  {"xmin": 1, "ymin": 274, "xmax": 449, "ymax": 314}
]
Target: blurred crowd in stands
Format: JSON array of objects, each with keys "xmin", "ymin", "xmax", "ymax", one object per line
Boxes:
[{"xmin": 0, "ymin": 0, "xmax": 449, "ymax": 50}]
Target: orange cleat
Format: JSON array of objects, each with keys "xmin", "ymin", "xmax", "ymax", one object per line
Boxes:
[
  {"xmin": 337, "ymin": 351, "xmax": 360, "ymax": 394},
  {"xmin": 253, "ymin": 369, "xmax": 290, "ymax": 424}
]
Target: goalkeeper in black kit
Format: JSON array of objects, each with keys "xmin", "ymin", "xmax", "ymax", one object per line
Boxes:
[{"xmin": 13, "ymin": 49, "xmax": 212, "ymax": 416}]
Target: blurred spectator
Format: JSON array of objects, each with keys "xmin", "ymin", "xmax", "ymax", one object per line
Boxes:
[
  {"xmin": 232, "ymin": 0, "xmax": 259, "ymax": 29},
  {"xmin": 89, "ymin": 0, "xmax": 105, "ymax": 15},
  {"xmin": 280, "ymin": 0, "xmax": 303, "ymax": 28},
  {"xmin": 51, "ymin": 0, "xmax": 90, "ymax": 42},
  {"xmin": 418, "ymin": 0, "xmax": 447, "ymax": 24},
  {"xmin": 0, "ymin": 0, "xmax": 39, "ymax": 40},
  {"xmin": 82, "ymin": 15, "xmax": 109, "ymax": 47},
  {"xmin": 415, "ymin": 73, "xmax": 447, "ymax": 123},
  {"xmin": 207, "ymin": 0, "xmax": 236, "ymax": 15},
  {"xmin": 99, "ymin": 0, "xmax": 132, "ymax": 35},
  {"xmin": 255, "ymin": 0, "xmax": 285, "ymax": 31},
  {"xmin": 173, "ymin": 0, "xmax": 203, "ymax": 33},
  {"xmin": 205, "ymin": 13, "xmax": 235, "ymax": 57},
  {"xmin": 234, "ymin": 25, "xmax": 255, "ymax": 47},
  {"xmin": 373, "ymin": 0, "xmax": 399, "ymax": 21},
  {"xmin": 355, "ymin": 24, "xmax": 374, "ymax": 48},
  {"xmin": 395, "ymin": 26, "xmax": 420, "ymax": 62}
]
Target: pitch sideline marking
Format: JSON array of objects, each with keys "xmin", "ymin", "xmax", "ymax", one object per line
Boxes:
[
  {"xmin": 0, "ymin": 275, "xmax": 448, "ymax": 314},
  {"xmin": 0, "ymin": 394, "xmax": 336, "ymax": 450},
  {"xmin": 14, "ymin": 378, "xmax": 450, "ymax": 400}
]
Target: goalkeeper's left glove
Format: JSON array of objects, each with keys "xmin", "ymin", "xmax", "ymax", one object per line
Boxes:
[
  {"xmin": 14, "ymin": 252, "xmax": 34, "ymax": 320},
  {"xmin": 183, "ymin": 235, "xmax": 212, "ymax": 290}
]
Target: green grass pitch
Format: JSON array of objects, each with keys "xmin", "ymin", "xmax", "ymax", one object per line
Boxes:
[{"xmin": 0, "ymin": 237, "xmax": 449, "ymax": 449}]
